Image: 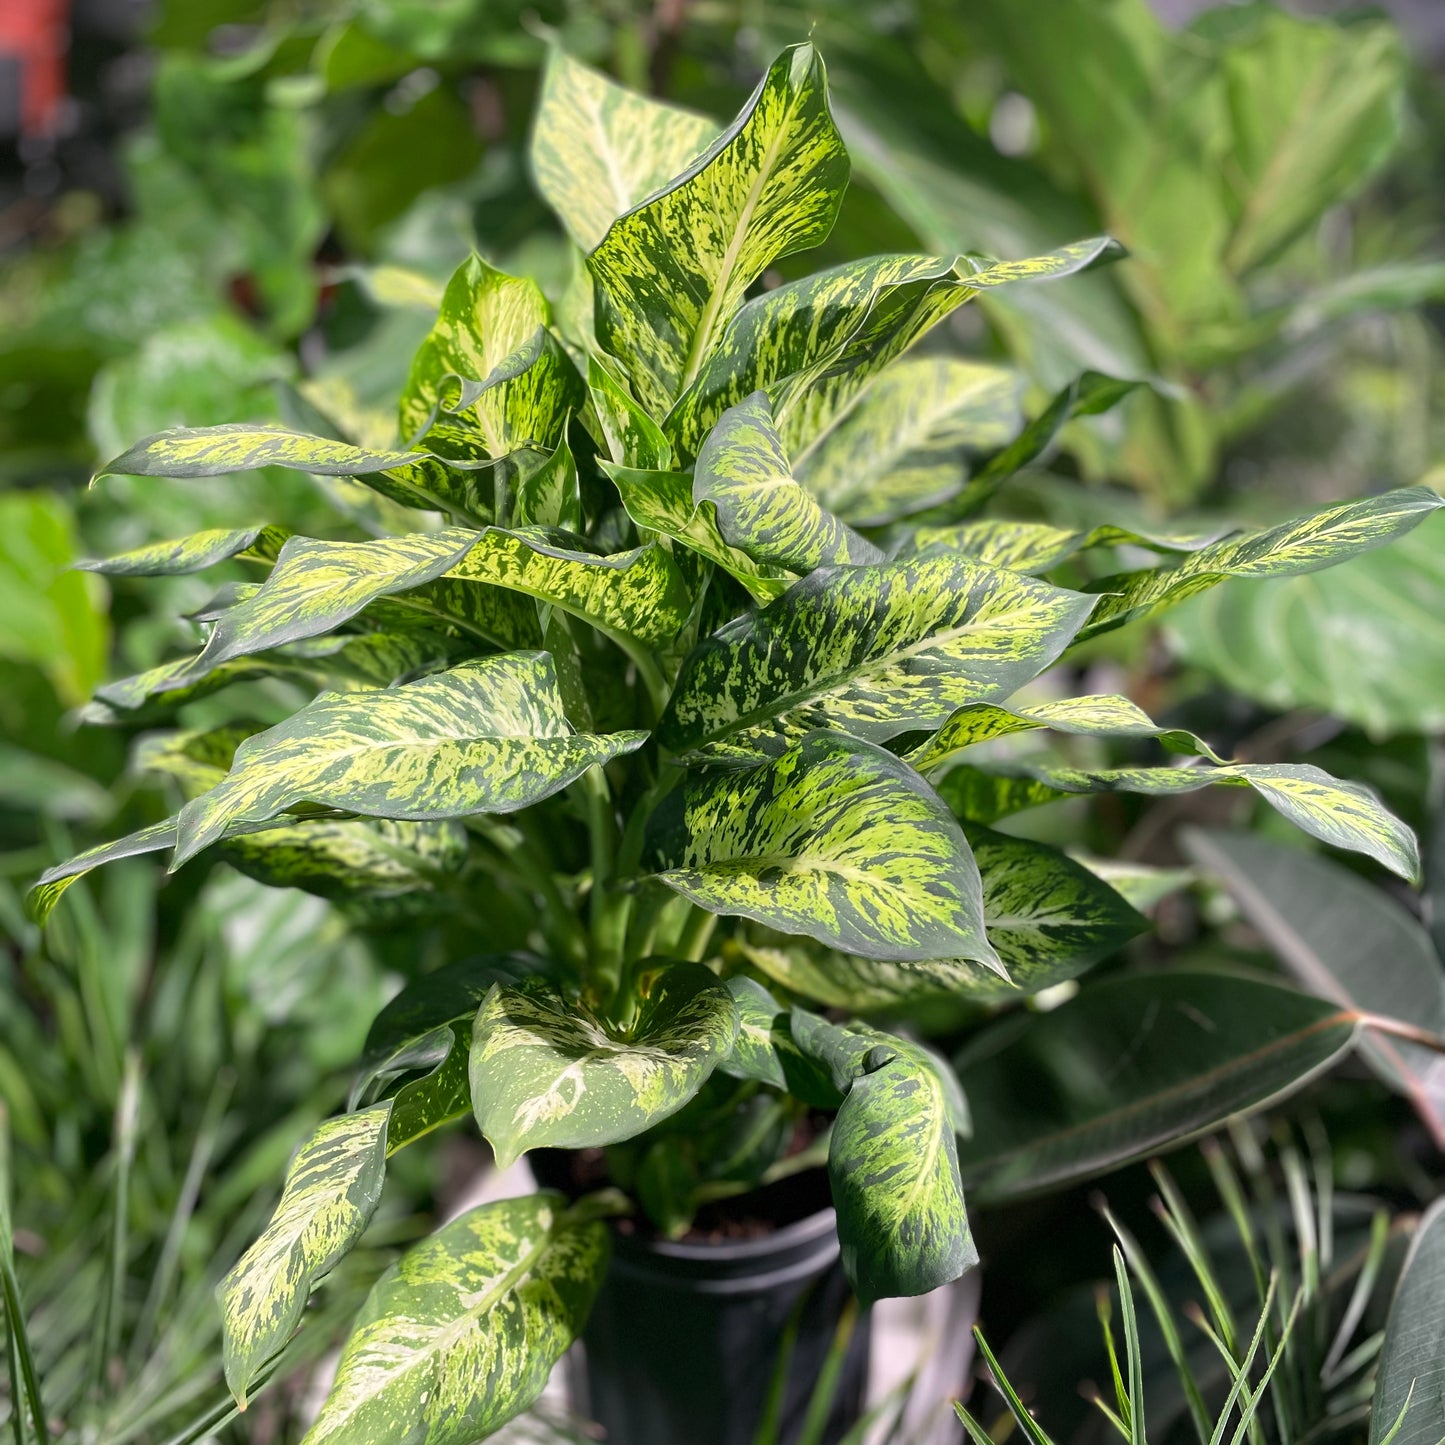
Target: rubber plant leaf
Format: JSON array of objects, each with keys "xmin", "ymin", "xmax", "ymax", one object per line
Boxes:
[
  {"xmin": 172, "ymin": 652, "xmax": 647, "ymax": 865},
  {"xmin": 643, "ymin": 731, "xmax": 1001, "ymax": 969},
  {"xmin": 218, "ymin": 1103, "xmax": 391, "ymax": 1407},
  {"xmin": 658, "ymin": 554, "xmax": 1095, "ymax": 759},
  {"xmin": 468, "ymin": 962, "xmax": 738, "ymax": 1166},
  {"xmin": 299, "ymin": 1194, "xmax": 608, "ymax": 1445},
  {"xmin": 588, "ymin": 43, "xmax": 850, "ymax": 415}
]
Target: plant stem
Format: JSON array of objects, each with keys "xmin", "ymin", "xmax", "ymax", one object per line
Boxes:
[
  {"xmin": 675, "ymin": 905, "xmax": 718, "ymax": 962},
  {"xmin": 583, "ymin": 768, "xmax": 631, "ymax": 1003}
]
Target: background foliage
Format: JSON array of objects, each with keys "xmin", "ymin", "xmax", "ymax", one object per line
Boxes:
[{"xmin": 2, "ymin": 0, "xmax": 1444, "ymax": 1441}]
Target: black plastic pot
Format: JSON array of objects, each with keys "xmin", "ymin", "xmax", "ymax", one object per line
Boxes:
[{"xmin": 567, "ymin": 1196, "xmax": 870, "ymax": 1445}]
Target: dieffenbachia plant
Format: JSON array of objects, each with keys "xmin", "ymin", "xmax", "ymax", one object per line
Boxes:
[{"xmin": 33, "ymin": 42, "xmax": 1442, "ymax": 1442}]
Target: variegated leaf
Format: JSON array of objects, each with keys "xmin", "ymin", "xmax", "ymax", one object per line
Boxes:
[
  {"xmin": 665, "ymin": 240, "xmax": 1118, "ymax": 462},
  {"xmin": 28, "ymin": 819, "xmax": 177, "ymax": 924},
  {"xmin": 717, "ymin": 976, "xmax": 790, "ymax": 1090},
  {"xmin": 912, "ymin": 518, "xmax": 1223, "ymax": 573},
  {"xmin": 603, "ymin": 461, "xmax": 789, "ymax": 604},
  {"xmin": 299, "ymin": 1194, "xmax": 608, "ymax": 1445},
  {"xmin": 693, "ymin": 392, "xmax": 882, "ymax": 572},
  {"xmin": 588, "ymin": 44, "xmax": 850, "ymax": 414},
  {"xmin": 907, "ymin": 693, "xmax": 1224, "ymax": 775},
  {"xmin": 977, "ymin": 757, "xmax": 1420, "ymax": 882},
  {"xmin": 75, "ymin": 524, "xmax": 289, "ymax": 576},
  {"xmin": 644, "ymin": 731, "xmax": 1001, "ymax": 968},
  {"xmin": 790, "ymin": 1012, "xmax": 973, "ymax": 1301},
  {"xmin": 793, "ymin": 357, "xmax": 1024, "ymax": 526},
  {"xmin": 1081, "ymin": 486, "xmax": 1445, "ymax": 638},
  {"xmin": 658, "ymin": 554, "xmax": 1095, "ymax": 759},
  {"xmin": 172, "ymin": 652, "xmax": 648, "ymax": 865},
  {"xmin": 739, "ymin": 828, "xmax": 1143, "ymax": 1010},
  {"xmin": 469, "ymin": 963, "xmax": 738, "ymax": 1166},
  {"xmin": 398, "ymin": 255, "xmax": 581, "ymax": 456},
  {"xmin": 219, "ymin": 1104, "xmax": 391, "ymax": 1406},
  {"xmin": 511, "ymin": 436, "xmax": 581, "ymax": 531},
  {"xmin": 587, "ymin": 353, "xmax": 673, "ymax": 469},
  {"xmin": 531, "ymin": 48, "xmax": 718, "ymax": 252}
]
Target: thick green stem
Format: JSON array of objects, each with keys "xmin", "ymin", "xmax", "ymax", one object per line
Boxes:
[
  {"xmin": 675, "ymin": 905, "xmax": 719, "ymax": 962},
  {"xmin": 584, "ymin": 767, "xmax": 631, "ymax": 1003}
]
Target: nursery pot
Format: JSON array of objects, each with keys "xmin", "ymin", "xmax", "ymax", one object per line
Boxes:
[{"xmin": 534, "ymin": 1157, "xmax": 870, "ymax": 1445}]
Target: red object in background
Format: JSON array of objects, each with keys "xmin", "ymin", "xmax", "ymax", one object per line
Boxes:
[{"xmin": 0, "ymin": 0, "xmax": 70, "ymax": 137}]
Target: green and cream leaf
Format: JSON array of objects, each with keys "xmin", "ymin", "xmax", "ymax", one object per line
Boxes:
[{"xmin": 75, "ymin": 524, "xmax": 289, "ymax": 576}]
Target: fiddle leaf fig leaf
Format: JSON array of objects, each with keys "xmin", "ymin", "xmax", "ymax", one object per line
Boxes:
[
  {"xmin": 75, "ymin": 524, "xmax": 289, "ymax": 576},
  {"xmin": 604, "ymin": 462, "xmax": 790, "ymax": 604},
  {"xmin": 658, "ymin": 555, "xmax": 1095, "ymax": 759},
  {"xmin": 692, "ymin": 391, "xmax": 883, "ymax": 572},
  {"xmin": 531, "ymin": 48, "xmax": 718, "ymax": 253},
  {"xmin": 913, "ymin": 518, "xmax": 1223, "ymax": 574},
  {"xmin": 589, "ymin": 43, "xmax": 850, "ymax": 414},
  {"xmin": 172, "ymin": 652, "xmax": 647, "ymax": 865},
  {"xmin": 644, "ymin": 732, "xmax": 1001, "ymax": 969},
  {"xmin": 299, "ymin": 1193, "xmax": 608, "ymax": 1445},
  {"xmin": 468, "ymin": 963, "xmax": 738, "ymax": 1166},
  {"xmin": 978, "ymin": 757, "xmax": 1420, "ymax": 882},
  {"xmin": 399, "ymin": 254, "xmax": 582, "ymax": 454},
  {"xmin": 1081, "ymin": 486, "xmax": 1445, "ymax": 638},
  {"xmin": 830, "ymin": 1048, "xmax": 975, "ymax": 1303},
  {"xmin": 665, "ymin": 239, "xmax": 1118, "ymax": 462},
  {"xmin": 219, "ymin": 1103, "xmax": 392, "ymax": 1408},
  {"xmin": 793, "ymin": 357, "xmax": 1024, "ymax": 527},
  {"xmin": 908, "ymin": 693, "xmax": 1225, "ymax": 775}
]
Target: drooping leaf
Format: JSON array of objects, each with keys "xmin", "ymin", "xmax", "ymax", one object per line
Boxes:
[
  {"xmin": 299, "ymin": 1193, "xmax": 608, "ymax": 1445},
  {"xmin": 973, "ymin": 757, "xmax": 1420, "ymax": 882},
  {"xmin": 644, "ymin": 731, "xmax": 1000, "ymax": 968},
  {"xmin": 1371, "ymin": 1196, "xmax": 1445, "ymax": 1445},
  {"xmin": 1080, "ymin": 486, "xmax": 1445, "ymax": 639},
  {"xmin": 588, "ymin": 43, "xmax": 850, "ymax": 414},
  {"xmin": 469, "ymin": 964, "xmax": 738, "ymax": 1166},
  {"xmin": 792, "ymin": 357, "xmax": 1024, "ymax": 526},
  {"xmin": 907, "ymin": 693, "xmax": 1223, "ymax": 775},
  {"xmin": 1167, "ymin": 512, "xmax": 1445, "ymax": 739},
  {"xmin": 692, "ymin": 392, "xmax": 882, "ymax": 572},
  {"xmin": 587, "ymin": 354, "xmax": 674, "ymax": 470},
  {"xmin": 28, "ymin": 819, "xmax": 178, "ymax": 924},
  {"xmin": 913, "ymin": 517, "xmax": 1222, "ymax": 574},
  {"xmin": 75, "ymin": 524, "xmax": 289, "ymax": 576},
  {"xmin": 218, "ymin": 1104, "xmax": 391, "ymax": 1406},
  {"xmin": 530, "ymin": 47, "xmax": 718, "ymax": 253},
  {"xmin": 603, "ymin": 462, "xmax": 789, "ymax": 604},
  {"xmin": 1182, "ymin": 829, "xmax": 1445, "ymax": 1142},
  {"xmin": 658, "ymin": 554, "xmax": 1095, "ymax": 759},
  {"xmin": 172, "ymin": 652, "xmax": 647, "ymax": 865},
  {"xmin": 398, "ymin": 254, "xmax": 581, "ymax": 455},
  {"xmin": 953, "ymin": 972, "xmax": 1359, "ymax": 1201}
]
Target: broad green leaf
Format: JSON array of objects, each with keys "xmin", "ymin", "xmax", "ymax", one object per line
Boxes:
[
  {"xmin": 933, "ymin": 767, "xmax": 1069, "ymax": 825},
  {"xmin": 1081, "ymin": 486, "xmax": 1445, "ymax": 639},
  {"xmin": 692, "ymin": 392, "xmax": 882, "ymax": 572},
  {"xmin": 789, "ymin": 1011, "xmax": 973, "ymax": 1300},
  {"xmin": 75, "ymin": 524, "xmax": 289, "ymax": 576},
  {"xmin": 1072, "ymin": 856, "xmax": 1196, "ymax": 911},
  {"xmin": 793, "ymin": 357, "xmax": 1024, "ymax": 526},
  {"xmin": 398, "ymin": 254, "xmax": 581, "ymax": 455},
  {"xmin": 511, "ymin": 435, "xmax": 580, "ymax": 531},
  {"xmin": 219, "ymin": 1103, "xmax": 391, "ymax": 1406},
  {"xmin": 830, "ymin": 1048, "xmax": 975, "ymax": 1302},
  {"xmin": 739, "ymin": 828, "xmax": 1143, "ymax": 1010},
  {"xmin": 979, "ymin": 757, "xmax": 1420, "ymax": 882},
  {"xmin": 1182, "ymin": 829, "xmax": 1445, "ymax": 1140},
  {"xmin": 28, "ymin": 819, "xmax": 177, "ymax": 924},
  {"xmin": 530, "ymin": 48, "xmax": 718, "ymax": 253},
  {"xmin": 603, "ymin": 462, "xmax": 789, "ymax": 604},
  {"xmin": 644, "ymin": 732, "xmax": 1000, "ymax": 968},
  {"xmin": 665, "ymin": 242, "xmax": 1119, "ymax": 463},
  {"xmin": 469, "ymin": 963, "xmax": 738, "ymax": 1166},
  {"xmin": 587, "ymin": 354, "xmax": 673, "ymax": 470},
  {"xmin": 589, "ymin": 44, "xmax": 850, "ymax": 414},
  {"xmin": 717, "ymin": 976, "xmax": 790, "ymax": 1090},
  {"xmin": 658, "ymin": 554, "xmax": 1095, "ymax": 758},
  {"xmin": 913, "ymin": 518, "xmax": 1221, "ymax": 574},
  {"xmin": 1167, "ymin": 513, "xmax": 1445, "ymax": 739},
  {"xmin": 953, "ymin": 972, "xmax": 1358, "ymax": 1201},
  {"xmin": 173, "ymin": 652, "xmax": 647, "ymax": 865},
  {"xmin": 907, "ymin": 693, "xmax": 1224, "ymax": 775},
  {"xmin": 1371, "ymin": 1196, "xmax": 1445, "ymax": 1445},
  {"xmin": 300, "ymin": 1193, "xmax": 608, "ymax": 1445}
]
